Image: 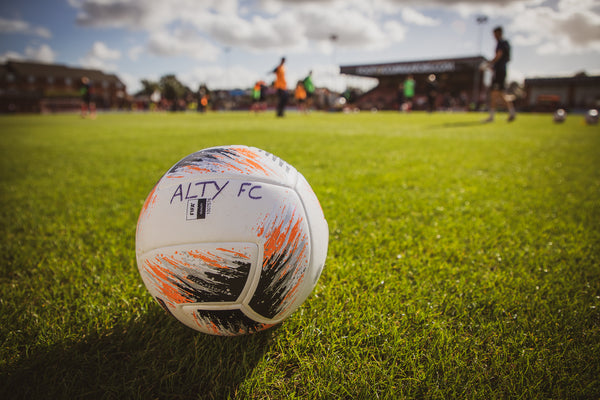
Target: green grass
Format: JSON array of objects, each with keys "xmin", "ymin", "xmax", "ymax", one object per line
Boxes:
[{"xmin": 1, "ymin": 111, "xmax": 599, "ymax": 399}]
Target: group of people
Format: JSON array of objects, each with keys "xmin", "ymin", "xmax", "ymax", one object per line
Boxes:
[
  {"xmin": 396, "ymin": 26, "xmax": 515, "ymax": 121},
  {"xmin": 252, "ymin": 57, "xmax": 316, "ymax": 117},
  {"xmin": 398, "ymin": 73, "xmax": 440, "ymax": 113},
  {"xmin": 81, "ymin": 25, "xmax": 515, "ymax": 122},
  {"xmin": 263, "ymin": 26, "xmax": 515, "ymax": 122}
]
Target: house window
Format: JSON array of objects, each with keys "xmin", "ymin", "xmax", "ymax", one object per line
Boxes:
[
  {"xmin": 47, "ymin": 76, "xmax": 54, "ymax": 84},
  {"xmin": 65, "ymin": 77, "xmax": 72, "ymax": 86}
]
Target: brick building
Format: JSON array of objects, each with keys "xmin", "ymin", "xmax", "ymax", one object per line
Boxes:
[
  {"xmin": 0, "ymin": 61, "xmax": 127, "ymax": 113},
  {"xmin": 524, "ymin": 73, "xmax": 600, "ymax": 112}
]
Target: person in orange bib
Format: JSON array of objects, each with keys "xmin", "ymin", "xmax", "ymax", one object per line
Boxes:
[
  {"xmin": 295, "ymin": 81, "xmax": 307, "ymax": 114},
  {"xmin": 272, "ymin": 57, "xmax": 288, "ymax": 117}
]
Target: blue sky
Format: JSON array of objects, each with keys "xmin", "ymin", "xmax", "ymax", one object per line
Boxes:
[{"xmin": 1, "ymin": 0, "xmax": 599, "ymax": 93}]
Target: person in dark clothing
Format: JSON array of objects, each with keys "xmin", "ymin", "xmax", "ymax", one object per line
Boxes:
[
  {"xmin": 272, "ymin": 57, "xmax": 288, "ymax": 117},
  {"xmin": 80, "ymin": 76, "xmax": 96, "ymax": 119},
  {"xmin": 426, "ymin": 74, "xmax": 438, "ymax": 112},
  {"xmin": 485, "ymin": 26, "xmax": 516, "ymax": 122}
]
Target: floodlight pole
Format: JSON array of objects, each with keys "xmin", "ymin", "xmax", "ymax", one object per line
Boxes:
[
  {"xmin": 472, "ymin": 15, "xmax": 488, "ymax": 110},
  {"xmin": 330, "ymin": 34, "xmax": 339, "ymax": 92},
  {"xmin": 330, "ymin": 34, "xmax": 338, "ymax": 65},
  {"xmin": 224, "ymin": 46, "xmax": 231, "ymax": 90}
]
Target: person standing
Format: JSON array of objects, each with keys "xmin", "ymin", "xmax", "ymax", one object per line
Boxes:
[
  {"xmin": 272, "ymin": 57, "xmax": 288, "ymax": 117},
  {"xmin": 426, "ymin": 74, "xmax": 438, "ymax": 112},
  {"xmin": 485, "ymin": 26, "xmax": 516, "ymax": 122},
  {"xmin": 80, "ymin": 76, "xmax": 96, "ymax": 119},
  {"xmin": 303, "ymin": 71, "xmax": 315, "ymax": 111},
  {"xmin": 294, "ymin": 81, "xmax": 307, "ymax": 113},
  {"xmin": 397, "ymin": 82, "xmax": 404, "ymax": 112},
  {"xmin": 197, "ymin": 84, "xmax": 209, "ymax": 113},
  {"xmin": 251, "ymin": 80, "xmax": 266, "ymax": 113},
  {"xmin": 403, "ymin": 75, "xmax": 415, "ymax": 112}
]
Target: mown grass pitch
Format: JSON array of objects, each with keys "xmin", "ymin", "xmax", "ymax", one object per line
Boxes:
[{"xmin": 1, "ymin": 111, "xmax": 599, "ymax": 399}]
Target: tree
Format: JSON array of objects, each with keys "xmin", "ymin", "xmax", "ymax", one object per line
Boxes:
[
  {"xmin": 159, "ymin": 74, "xmax": 190, "ymax": 102},
  {"xmin": 135, "ymin": 79, "xmax": 160, "ymax": 97}
]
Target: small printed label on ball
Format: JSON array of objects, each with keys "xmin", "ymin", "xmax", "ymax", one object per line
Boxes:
[{"xmin": 186, "ymin": 198, "xmax": 211, "ymax": 220}]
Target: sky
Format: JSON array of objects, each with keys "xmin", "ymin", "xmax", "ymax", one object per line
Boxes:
[{"xmin": 0, "ymin": 0, "xmax": 599, "ymax": 94}]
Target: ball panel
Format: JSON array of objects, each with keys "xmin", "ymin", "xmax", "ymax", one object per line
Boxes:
[
  {"xmin": 137, "ymin": 243, "xmax": 258, "ymax": 309},
  {"xmin": 191, "ymin": 308, "xmax": 275, "ymax": 336},
  {"xmin": 136, "ymin": 178, "xmax": 304, "ymax": 256},
  {"xmin": 248, "ymin": 202, "xmax": 310, "ymax": 319},
  {"xmin": 162, "ymin": 145, "xmax": 298, "ymax": 188},
  {"xmin": 295, "ymin": 173, "xmax": 329, "ymax": 286}
]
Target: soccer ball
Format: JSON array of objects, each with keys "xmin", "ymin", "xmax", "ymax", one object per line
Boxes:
[
  {"xmin": 586, "ymin": 109, "xmax": 598, "ymax": 125},
  {"xmin": 553, "ymin": 108, "xmax": 566, "ymax": 123},
  {"xmin": 136, "ymin": 145, "xmax": 328, "ymax": 335}
]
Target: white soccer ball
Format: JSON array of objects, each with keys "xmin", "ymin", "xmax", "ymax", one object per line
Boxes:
[
  {"xmin": 553, "ymin": 108, "xmax": 566, "ymax": 123},
  {"xmin": 136, "ymin": 145, "xmax": 329, "ymax": 335},
  {"xmin": 586, "ymin": 109, "xmax": 598, "ymax": 125}
]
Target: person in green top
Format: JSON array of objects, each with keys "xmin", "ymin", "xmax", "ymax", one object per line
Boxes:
[
  {"xmin": 303, "ymin": 71, "xmax": 315, "ymax": 111},
  {"xmin": 251, "ymin": 80, "xmax": 266, "ymax": 113},
  {"xmin": 403, "ymin": 74, "xmax": 415, "ymax": 112}
]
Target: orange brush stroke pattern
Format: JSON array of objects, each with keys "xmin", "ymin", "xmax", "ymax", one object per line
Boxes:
[
  {"xmin": 216, "ymin": 247, "xmax": 251, "ymax": 259},
  {"xmin": 234, "ymin": 147, "xmax": 270, "ymax": 176},
  {"xmin": 186, "ymin": 250, "xmax": 230, "ymax": 269},
  {"xmin": 144, "ymin": 259, "xmax": 190, "ymax": 305},
  {"xmin": 260, "ymin": 206, "xmax": 306, "ymax": 268},
  {"xmin": 183, "ymin": 165, "xmax": 212, "ymax": 174},
  {"xmin": 138, "ymin": 184, "xmax": 158, "ymax": 228}
]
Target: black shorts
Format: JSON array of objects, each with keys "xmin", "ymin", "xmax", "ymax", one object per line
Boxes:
[{"xmin": 492, "ymin": 67, "xmax": 506, "ymax": 91}]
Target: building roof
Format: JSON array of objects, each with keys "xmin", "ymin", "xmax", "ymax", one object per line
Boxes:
[
  {"xmin": 340, "ymin": 56, "xmax": 487, "ymax": 77},
  {"xmin": 2, "ymin": 60, "xmax": 124, "ymax": 85},
  {"xmin": 525, "ymin": 74, "xmax": 600, "ymax": 86}
]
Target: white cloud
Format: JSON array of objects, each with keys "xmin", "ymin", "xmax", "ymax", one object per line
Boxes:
[
  {"xmin": 25, "ymin": 44, "xmax": 56, "ymax": 63},
  {"xmin": 128, "ymin": 45, "xmax": 144, "ymax": 61},
  {"xmin": 298, "ymin": 6, "xmax": 390, "ymax": 48},
  {"xmin": 207, "ymin": 12, "xmax": 305, "ymax": 51},
  {"xmin": 147, "ymin": 28, "xmax": 220, "ymax": 60},
  {"xmin": 0, "ymin": 44, "xmax": 56, "ymax": 63},
  {"xmin": 0, "ymin": 17, "xmax": 52, "ymax": 38},
  {"xmin": 383, "ymin": 21, "xmax": 407, "ymax": 43},
  {"xmin": 79, "ymin": 41, "xmax": 121, "ymax": 71},
  {"xmin": 65, "ymin": 0, "xmax": 600, "ymax": 90},
  {"xmin": 91, "ymin": 41, "xmax": 120, "ymax": 60},
  {"xmin": 0, "ymin": 51, "xmax": 25, "ymax": 63},
  {"xmin": 68, "ymin": 0, "xmax": 397, "ymax": 54},
  {"xmin": 508, "ymin": 2, "xmax": 600, "ymax": 55},
  {"xmin": 67, "ymin": 0, "xmax": 600, "ymax": 56},
  {"xmin": 74, "ymin": 0, "xmax": 161, "ymax": 29},
  {"xmin": 401, "ymin": 7, "xmax": 440, "ymax": 26},
  {"xmin": 117, "ymin": 71, "xmax": 142, "ymax": 93},
  {"xmin": 181, "ymin": 65, "xmax": 260, "ymax": 90}
]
